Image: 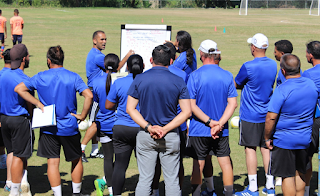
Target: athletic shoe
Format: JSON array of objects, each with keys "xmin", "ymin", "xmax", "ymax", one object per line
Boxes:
[
  {"xmin": 81, "ymin": 151, "xmax": 88, "ymax": 163},
  {"xmin": 4, "ymin": 184, "xmax": 10, "ymax": 192},
  {"xmin": 0, "ymin": 154, "xmax": 7, "ymax": 169},
  {"xmin": 72, "ymin": 193, "xmax": 90, "ymax": 196},
  {"xmin": 94, "ymin": 178, "xmax": 106, "ymax": 196},
  {"xmin": 201, "ymin": 189, "xmax": 217, "ymax": 196},
  {"xmin": 262, "ymin": 187, "xmax": 275, "ymax": 196},
  {"xmin": 90, "ymin": 151, "xmax": 104, "ymax": 159},
  {"xmin": 21, "ymin": 182, "xmax": 32, "ymax": 196},
  {"xmin": 275, "ymin": 177, "xmax": 282, "ymax": 186},
  {"xmin": 235, "ymin": 187, "xmax": 259, "ymax": 196}
]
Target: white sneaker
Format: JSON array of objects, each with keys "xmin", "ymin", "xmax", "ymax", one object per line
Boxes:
[
  {"xmin": 21, "ymin": 182, "xmax": 32, "ymax": 196},
  {"xmin": 0, "ymin": 154, "xmax": 7, "ymax": 169},
  {"xmin": 275, "ymin": 177, "xmax": 282, "ymax": 186}
]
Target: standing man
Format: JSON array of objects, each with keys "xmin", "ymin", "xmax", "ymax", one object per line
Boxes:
[
  {"xmin": 302, "ymin": 41, "xmax": 320, "ymax": 196},
  {"xmin": 0, "ymin": 44, "xmax": 32, "ymax": 196},
  {"xmin": 188, "ymin": 40, "xmax": 237, "ymax": 196},
  {"xmin": 265, "ymin": 54, "xmax": 318, "ymax": 196},
  {"xmin": 235, "ymin": 33, "xmax": 277, "ymax": 196},
  {"xmin": 0, "ymin": 10, "xmax": 7, "ymax": 53},
  {"xmin": 274, "ymin": 40, "xmax": 293, "ymax": 86},
  {"xmin": 10, "ymin": 9, "xmax": 24, "ymax": 45},
  {"xmin": 127, "ymin": 44, "xmax": 191, "ymax": 196}
]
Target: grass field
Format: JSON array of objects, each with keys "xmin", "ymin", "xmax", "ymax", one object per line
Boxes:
[{"xmin": 0, "ymin": 7, "xmax": 319, "ymax": 196}]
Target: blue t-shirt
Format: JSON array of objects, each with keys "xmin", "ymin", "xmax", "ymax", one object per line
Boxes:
[
  {"xmin": 86, "ymin": 48, "xmax": 105, "ymax": 87},
  {"xmin": 127, "ymin": 66, "xmax": 190, "ymax": 127},
  {"xmin": 24, "ymin": 67, "xmax": 88, "ymax": 136},
  {"xmin": 269, "ymin": 77, "xmax": 318, "ymax": 149},
  {"xmin": 93, "ymin": 74, "xmax": 116, "ymax": 134},
  {"xmin": 0, "ymin": 67, "xmax": 10, "ymax": 114},
  {"xmin": 172, "ymin": 49, "xmax": 197, "ymax": 78},
  {"xmin": 168, "ymin": 65, "xmax": 188, "ymax": 131},
  {"xmin": 0, "ymin": 69, "xmax": 30, "ymax": 116},
  {"xmin": 188, "ymin": 64, "xmax": 238, "ymax": 137},
  {"xmin": 107, "ymin": 73, "xmax": 138, "ymax": 127},
  {"xmin": 277, "ymin": 68, "xmax": 302, "ymax": 86},
  {"xmin": 302, "ymin": 64, "xmax": 320, "ymax": 118},
  {"xmin": 235, "ymin": 57, "xmax": 277, "ymax": 123}
]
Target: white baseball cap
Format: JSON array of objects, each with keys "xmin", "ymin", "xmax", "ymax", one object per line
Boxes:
[
  {"xmin": 198, "ymin": 39, "xmax": 221, "ymax": 54},
  {"xmin": 247, "ymin": 33, "xmax": 269, "ymax": 49}
]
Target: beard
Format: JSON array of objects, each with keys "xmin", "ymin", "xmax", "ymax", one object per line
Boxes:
[{"xmin": 24, "ymin": 59, "xmax": 29, "ymax": 68}]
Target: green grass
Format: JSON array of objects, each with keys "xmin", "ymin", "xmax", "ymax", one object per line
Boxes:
[{"xmin": 0, "ymin": 7, "xmax": 319, "ymax": 196}]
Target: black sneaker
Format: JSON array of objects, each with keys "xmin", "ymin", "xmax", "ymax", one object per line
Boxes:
[
  {"xmin": 90, "ymin": 151, "xmax": 104, "ymax": 159},
  {"xmin": 81, "ymin": 151, "xmax": 88, "ymax": 163}
]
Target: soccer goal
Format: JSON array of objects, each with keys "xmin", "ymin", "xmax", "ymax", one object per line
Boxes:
[{"xmin": 309, "ymin": 0, "xmax": 320, "ymax": 15}]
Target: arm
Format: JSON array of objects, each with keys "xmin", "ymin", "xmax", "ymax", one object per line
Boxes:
[
  {"xmin": 117, "ymin": 50, "xmax": 134, "ymax": 71},
  {"xmin": 234, "ymin": 80, "xmax": 244, "ymax": 89},
  {"xmin": 10, "ymin": 24, "xmax": 13, "ymax": 40},
  {"xmin": 264, "ymin": 112, "xmax": 278, "ymax": 150},
  {"xmin": 190, "ymin": 99, "xmax": 220, "ymax": 130},
  {"xmin": 14, "ymin": 82, "xmax": 44, "ymax": 111},
  {"xmin": 21, "ymin": 23, "xmax": 23, "ymax": 30},
  {"xmin": 4, "ymin": 22, "xmax": 6, "ymax": 39},
  {"xmin": 105, "ymin": 100, "xmax": 116, "ymax": 110},
  {"xmin": 71, "ymin": 88, "xmax": 93, "ymax": 121}
]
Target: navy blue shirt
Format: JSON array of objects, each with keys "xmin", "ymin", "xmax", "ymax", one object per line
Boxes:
[
  {"xmin": 0, "ymin": 69, "xmax": 30, "ymax": 116},
  {"xmin": 235, "ymin": 57, "xmax": 277, "ymax": 123},
  {"xmin": 24, "ymin": 68, "xmax": 88, "ymax": 136},
  {"xmin": 127, "ymin": 66, "xmax": 190, "ymax": 126},
  {"xmin": 86, "ymin": 48, "xmax": 105, "ymax": 87}
]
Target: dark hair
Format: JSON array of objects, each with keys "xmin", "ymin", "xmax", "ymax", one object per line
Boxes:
[
  {"xmin": 274, "ymin": 40, "xmax": 293, "ymax": 54},
  {"xmin": 127, "ymin": 54, "xmax": 143, "ymax": 79},
  {"xmin": 47, "ymin": 45, "xmax": 64, "ymax": 65},
  {"xmin": 280, "ymin": 54, "xmax": 301, "ymax": 76},
  {"xmin": 0, "ymin": 10, "xmax": 2, "ymax": 14},
  {"xmin": 92, "ymin": 30, "xmax": 105, "ymax": 40},
  {"xmin": 14, "ymin": 9, "xmax": 19, "ymax": 14},
  {"xmin": 152, "ymin": 45, "xmax": 171, "ymax": 66},
  {"xmin": 3, "ymin": 49, "xmax": 11, "ymax": 64},
  {"xmin": 164, "ymin": 42, "xmax": 176, "ymax": 61},
  {"xmin": 306, "ymin": 41, "xmax": 320, "ymax": 59},
  {"xmin": 176, "ymin": 30, "xmax": 194, "ymax": 66},
  {"xmin": 104, "ymin": 53, "xmax": 119, "ymax": 95}
]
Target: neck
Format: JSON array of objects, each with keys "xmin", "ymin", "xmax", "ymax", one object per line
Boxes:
[
  {"xmin": 285, "ymin": 73, "xmax": 301, "ymax": 79},
  {"xmin": 253, "ymin": 53, "xmax": 266, "ymax": 58},
  {"xmin": 4, "ymin": 63, "xmax": 10, "ymax": 68},
  {"xmin": 203, "ymin": 58, "xmax": 217, "ymax": 65},
  {"xmin": 93, "ymin": 45, "xmax": 101, "ymax": 51},
  {"xmin": 153, "ymin": 64, "xmax": 168, "ymax": 68},
  {"xmin": 312, "ymin": 59, "xmax": 320, "ymax": 67},
  {"xmin": 50, "ymin": 64, "xmax": 63, "ymax": 69}
]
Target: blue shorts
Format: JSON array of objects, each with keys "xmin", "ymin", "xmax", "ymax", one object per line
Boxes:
[
  {"xmin": 0, "ymin": 33, "xmax": 4, "ymax": 43},
  {"xmin": 12, "ymin": 35, "xmax": 23, "ymax": 44}
]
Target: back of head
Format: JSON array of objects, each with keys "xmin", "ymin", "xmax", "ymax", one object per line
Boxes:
[
  {"xmin": 280, "ymin": 53, "xmax": 301, "ymax": 76},
  {"xmin": 14, "ymin": 9, "xmax": 19, "ymax": 15},
  {"xmin": 0, "ymin": 10, "xmax": 2, "ymax": 15},
  {"xmin": 275, "ymin": 40, "xmax": 293, "ymax": 53},
  {"xmin": 10, "ymin": 44, "xmax": 28, "ymax": 69},
  {"xmin": 92, "ymin": 30, "xmax": 105, "ymax": 40},
  {"xmin": 127, "ymin": 54, "xmax": 143, "ymax": 79},
  {"xmin": 164, "ymin": 42, "xmax": 176, "ymax": 61},
  {"xmin": 47, "ymin": 45, "xmax": 64, "ymax": 66},
  {"xmin": 104, "ymin": 53, "xmax": 119, "ymax": 95},
  {"xmin": 152, "ymin": 45, "xmax": 171, "ymax": 66},
  {"xmin": 3, "ymin": 49, "xmax": 11, "ymax": 64},
  {"xmin": 306, "ymin": 41, "xmax": 320, "ymax": 59},
  {"xmin": 176, "ymin": 30, "xmax": 194, "ymax": 66},
  {"xmin": 198, "ymin": 39, "xmax": 221, "ymax": 61}
]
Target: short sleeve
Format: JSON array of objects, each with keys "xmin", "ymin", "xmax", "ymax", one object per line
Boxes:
[
  {"xmin": 24, "ymin": 74, "xmax": 38, "ymax": 91},
  {"xmin": 187, "ymin": 73, "xmax": 197, "ymax": 99},
  {"xmin": 75, "ymin": 74, "xmax": 88, "ymax": 94},
  {"xmin": 228, "ymin": 76, "xmax": 238, "ymax": 98},
  {"xmin": 235, "ymin": 64, "xmax": 249, "ymax": 86},
  {"xmin": 127, "ymin": 77, "xmax": 140, "ymax": 99},
  {"xmin": 179, "ymin": 84, "xmax": 190, "ymax": 100},
  {"xmin": 173, "ymin": 53, "xmax": 188, "ymax": 71},
  {"xmin": 107, "ymin": 81, "xmax": 118, "ymax": 103},
  {"xmin": 21, "ymin": 18, "xmax": 24, "ymax": 24},
  {"xmin": 94, "ymin": 53, "xmax": 105, "ymax": 70},
  {"xmin": 268, "ymin": 87, "xmax": 285, "ymax": 114},
  {"xmin": 302, "ymin": 70, "xmax": 311, "ymax": 79}
]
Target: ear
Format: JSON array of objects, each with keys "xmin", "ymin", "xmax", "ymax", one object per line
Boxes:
[
  {"xmin": 150, "ymin": 57, "xmax": 153, "ymax": 64},
  {"xmin": 281, "ymin": 51, "xmax": 285, "ymax": 55},
  {"xmin": 281, "ymin": 68, "xmax": 286, "ymax": 76},
  {"xmin": 93, "ymin": 38, "xmax": 97, "ymax": 45},
  {"xmin": 47, "ymin": 58, "xmax": 51, "ymax": 65},
  {"xmin": 170, "ymin": 58, "xmax": 173, "ymax": 65},
  {"xmin": 22, "ymin": 56, "xmax": 26, "ymax": 62}
]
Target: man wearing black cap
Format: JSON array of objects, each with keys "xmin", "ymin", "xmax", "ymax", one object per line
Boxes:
[{"xmin": 0, "ymin": 44, "xmax": 33, "ymax": 196}]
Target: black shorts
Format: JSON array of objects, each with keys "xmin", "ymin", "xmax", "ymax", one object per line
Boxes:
[
  {"xmin": 113, "ymin": 125, "xmax": 139, "ymax": 154},
  {"xmin": 88, "ymin": 87, "xmax": 99, "ymax": 122},
  {"xmin": 239, "ymin": 120, "xmax": 267, "ymax": 148},
  {"xmin": 307, "ymin": 117, "xmax": 320, "ymax": 156},
  {"xmin": 180, "ymin": 130, "xmax": 187, "ymax": 158},
  {"xmin": 1, "ymin": 115, "xmax": 34, "ymax": 157},
  {"xmin": 270, "ymin": 146, "xmax": 308, "ymax": 178},
  {"xmin": 12, "ymin": 35, "xmax": 22, "ymax": 44},
  {"xmin": 0, "ymin": 33, "xmax": 4, "ymax": 43},
  {"xmin": 0, "ymin": 127, "xmax": 4, "ymax": 147},
  {"xmin": 37, "ymin": 132, "xmax": 81, "ymax": 162},
  {"xmin": 187, "ymin": 136, "xmax": 230, "ymax": 160}
]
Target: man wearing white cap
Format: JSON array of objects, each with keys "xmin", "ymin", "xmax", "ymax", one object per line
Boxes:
[
  {"xmin": 234, "ymin": 33, "xmax": 277, "ymax": 196},
  {"xmin": 187, "ymin": 40, "xmax": 238, "ymax": 196}
]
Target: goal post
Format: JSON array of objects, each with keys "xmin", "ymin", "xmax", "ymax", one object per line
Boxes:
[
  {"xmin": 239, "ymin": 0, "xmax": 248, "ymax": 15},
  {"xmin": 309, "ymin": 0, "xmax": 320, "ymax": 16}
]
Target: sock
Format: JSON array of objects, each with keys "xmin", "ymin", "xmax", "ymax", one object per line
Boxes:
[
  {"xmin": 6, "ymin": 180, "xmax": 12, "ymax": 188},
  {"xmin": 108, "ymin": 186, "xmax": 113, "ymax": 195},
  {"xmin": 52, "ymin": 185, "xmax": 62, "ymax": 196},
  {"xmin": 21, "ymin": 170, "xmax": 28, "ymax": 183},
  {"xmin": 204, "ymin": 176, "xmax": 215, "ymax": 192},
  {"xmin": 103, "ymin": 176, "xmax": 107, "ymax": 184},
  {"xmin": 1, "ymin": 46, "xmax": 4, "ymax": 52},
  {"xmin": 11, "ymin": 183, "xmax": 21, "ymax": 196},
  {"xmin": 248, "ymin": 174, "xmax": 257, "ymax": 192},
  {"xmin": 265, "ymin": 173, "xmax": 274, "ymax": 189},
  {"xmin": 81, "ymin": 144, "xmax": 86, "ymax": 152},
  {"xmin": 91, "ymin": 144, "xmax": 99, "ymax": 154},
  {"xmin": 72, "ymin": 182, "xmax": 82, "ymax": 194},
  {"xmin": 152, "ymin": 189, "xmax": 160, "ymax": 196},
  {"xmin": 191, "ymin": 184, "xmax": 201, "ymax": 196},
  {"xmin": 224, "ymin": 185, "xmax": 234, "ymax": 196},
  {"xmin": 305, "ymin": 186, "xmax": 310, "ymax": 196}
]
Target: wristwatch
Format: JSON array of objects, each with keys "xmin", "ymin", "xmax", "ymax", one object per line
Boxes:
[
  {"xmin": 205, "ymin": 118, "xmax": 212, "ymax": 126},
  {"xmin": 145, "ymin": 122, "xmax": 151, "ymax": 131}
]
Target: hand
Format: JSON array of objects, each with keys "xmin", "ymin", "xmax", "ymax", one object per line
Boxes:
[
  {"xmin": 210, "ymin": 124, "xmax": 222, "ymax": 139},
  {"xmin": 149, "ymin": 125, "xmax": 164, "ymax": 139},
  {"xmin": 4, "ymin": 34, "xmax": 7, "ymax": 39},
  {"xmin": 127, "ymin": 50, "xmax": 135, "ymax": 56},
  {"xmin": 208, "ymin": 119, "xmax": 220, "ymax": 128},
  {"xmin": 11, "ymin": 35, "xmax": 13, "ymax": 40},
  {"xmin": 36, "ymin": 101, "xmax": 45, "ymax": 112},
  {"xmin": 71, "ymin": 113, "xmax": 85, "ymax": 121},
  {"xmin": 265, "ymin": 139, "xmax": 273, "ymax": 150}
]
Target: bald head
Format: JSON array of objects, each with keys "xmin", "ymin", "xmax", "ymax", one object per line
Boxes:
[{"xmin": 280, "ymin": 54, "xmax": 300, "ymax": 76}]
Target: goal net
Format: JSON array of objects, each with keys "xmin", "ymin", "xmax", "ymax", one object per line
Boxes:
[{"xmin": 239, "ymin": 0, "xmax": 318, "ymax": 15}]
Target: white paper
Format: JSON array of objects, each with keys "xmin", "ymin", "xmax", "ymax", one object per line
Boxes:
[{"xmin": 32, "ymin": 104, "xmax": 56, "ymax": 129}]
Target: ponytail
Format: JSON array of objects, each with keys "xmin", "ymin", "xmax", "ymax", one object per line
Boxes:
[
  {"xmin": 127, "ymin": 54, "xmax": 144, "ymax": 79},
  {"xmin": 104, "ymin": 53, "xmax": 120, "ymax": 95},
  {"xmin": 105, "ymin": 72, "xmax": 112, "ymax": 95},
  {"xmin": 186, "ymin": 48, "xmax": 194, "ymax": 66}
]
